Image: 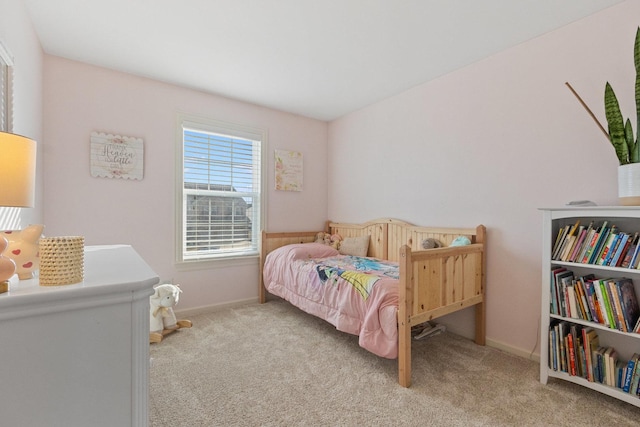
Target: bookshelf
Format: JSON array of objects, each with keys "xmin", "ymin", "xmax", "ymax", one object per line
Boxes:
[{"xmin": 541, "ymin": 207, "xmax": 640, "ymax": 408}]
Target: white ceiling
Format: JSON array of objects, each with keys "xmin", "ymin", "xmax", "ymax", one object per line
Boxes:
[{"xmin": 24, "ymin": 0, "xmax": 624, "ymax": 121}]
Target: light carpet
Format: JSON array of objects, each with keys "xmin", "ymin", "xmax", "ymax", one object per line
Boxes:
[{"xmin": 149, "ymin": 299, "xmax": 640, "ymax": 426}]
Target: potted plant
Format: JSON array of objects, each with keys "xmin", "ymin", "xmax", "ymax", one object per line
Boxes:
[
  {"xmin": 605, "ymin": 27, "xmax": 640, "ymax": 165},
  {"xmin": 607, "ymin": 27, "xmax": 640, "ymax": 204},
  {"xmin": 568, "ymin": 27, "xmax": 640, "ymax": 205}
]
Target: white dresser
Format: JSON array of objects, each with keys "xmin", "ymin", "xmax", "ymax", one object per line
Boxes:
[{"xmin": 0, "ymin": 245, "xmax": 158, "ymax": 427}]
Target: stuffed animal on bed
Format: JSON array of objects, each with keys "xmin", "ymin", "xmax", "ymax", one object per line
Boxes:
[
  {"xmin": 315, "ymin": 232, "xmax": 342, "ymax": 249},
  {"xmin": 149, "ymin": 283, "xmax": 182, "ymax": 333}
]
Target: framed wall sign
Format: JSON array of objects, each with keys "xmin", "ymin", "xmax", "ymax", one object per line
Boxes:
[
  {"xmin": 90, "ymin": 132, "xmax": 144, "ymax": 180},
  {"xmin": 275, "ymin": 149, "xmax": 303, "ymax": 191}
]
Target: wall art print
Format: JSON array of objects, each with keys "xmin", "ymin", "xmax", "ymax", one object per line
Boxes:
[
  {"xmin": 90, "ymin": 132, "xmax": 144, "ymax": 180},
  {"xmin": 275, "ymin": 149, "xmax": 303, "ymax": 191}
]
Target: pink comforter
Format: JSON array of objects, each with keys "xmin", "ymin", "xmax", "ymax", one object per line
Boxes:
[{"xmin": 263, "ymin": 243, "xmax": 399, "ymax": 358}]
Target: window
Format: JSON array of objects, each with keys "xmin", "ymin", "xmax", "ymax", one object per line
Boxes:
[
  {"xmin": 0, "ymin": 41, "xmax": 13, "ymax": 132},
  {"xmin": 176, "ymin": 114, "xmax": 266, "ymax": 264}
]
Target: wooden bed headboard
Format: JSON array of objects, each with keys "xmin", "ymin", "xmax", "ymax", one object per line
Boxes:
[{"xmin": 328, "ymin": 218, "xmax": 485, "ymax": 262}]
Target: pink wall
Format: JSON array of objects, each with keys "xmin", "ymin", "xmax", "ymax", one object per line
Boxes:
[
  {"xmin": 328, "ymin": 1, "xmax": 639, "ymax": 357},
  {"xmin": 42, "ymin": 56, "xmax": 328, "ymax": 311},
  {"xmin": 0, "ymin": 0, "xmax": 43, "ymax": 230}
]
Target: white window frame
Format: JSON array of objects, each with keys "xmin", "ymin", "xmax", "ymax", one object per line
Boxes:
[
  {"xmin": 175, "ymin": 112, "xmax": 267, "ymax": 268},
  {"xmin": 0, "ymin": 40, "xmax": 14, "ymax": 133}
]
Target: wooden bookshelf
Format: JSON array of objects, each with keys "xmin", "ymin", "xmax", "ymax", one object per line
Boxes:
[{"xmin": 540, "ymin": 207, "xmax": 640, "ymax": 408}]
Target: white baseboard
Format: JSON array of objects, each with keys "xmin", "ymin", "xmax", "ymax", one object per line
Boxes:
[
  {"xmin": 174, "ymin": 297, "xmax": 259, "ymax": 318},
  {"xmin": 486, "ymin": 337, "xmax": 540, "ymax": 363}
]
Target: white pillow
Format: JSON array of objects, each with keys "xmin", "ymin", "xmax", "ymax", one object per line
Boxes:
[{"xmin": 339, "ymin": 235, "xmax": 370, "ymax": 257}]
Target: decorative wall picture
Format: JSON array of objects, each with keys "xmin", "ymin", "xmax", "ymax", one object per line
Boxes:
[
  {"xmin": 90, "ymin": 132, "xmax": 144, "ymax": 180},
  {"xmin": 275, "ymin": 149, "xmax": 303, "ymax": 191}
]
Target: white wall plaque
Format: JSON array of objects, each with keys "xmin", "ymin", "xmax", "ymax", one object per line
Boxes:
[{"xmin": 90, "ymin": 132, "xmax": 144, "ymax": 180}]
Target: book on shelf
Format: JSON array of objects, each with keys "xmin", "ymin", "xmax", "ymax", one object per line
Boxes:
[
  {"xmin": 623, "ymin": 354, "xmax": 639, "ymax": 393},
  {"xmin": 554, "ymin": 221, "xmax": 580, "ymax": 261},
  {"xmin": 597, "ymin": 226, "xmax": 619, "ymax": 266},
  {"xmin": 567, "ymin": 329, "xmax": 577, "ymax": 376},
  {"xmin": 568, "ymin": 227, "xmax": 588, "ymax": 262},
  {"xmin": 621, "ymin": 232, "xmax": 640, "ymax": 268},
  {"xmin": 617, "ymin": 233, "xmax": 633, "ymax": 266},
  {"xmin": 554, "ymin": 270, "xmax": 573, "ymax": 317},
  {"xmin": 563, "ymin": 223, "xmax": 587, "ymax": 262},
  {"xmin": 634, "ymin": 314, "xmax": 640, "ymax": 333},
  {"xmin": 549, "ymin": 324, "xmax": 557, "ymax": 371},
  {"xmin": 594, "ymin": 279, "xmax": 615, "ymax": 328},
  {"xmin": 610, "ymin": 232, "xmax": 631, "ymax": 267},
  {"xmin": 577, "ymin": 226, "xmax": 597, "ymax": 264},
  {"xmin": 589, "ymin": 222, "xmax": 612, "ymax": 265},
  {"xmin": 594, "ymin": 347, "xmax": 606, "ymax": 384},
  {"xmin": 615, "ymin": 277, "xmax": 640, "ymax": 332},
  {"xmin": 574, "ymin": 325, "xmax": 586, "ymax": 378},
  {"xmin": 567, "ymin": 285, "xmax": 580, "ymax": 320},
  {"xmin": 557, "ymin": 322, "xmax": 568, "ymax": 373},
  {"xmin": 553, "ymin": 224, "xmax": 572, "ymax": 260},
  {"xmin": 553, "ymin": 323, "xmax": 562, "ymax": 371},
  {"xmin": 584, "ymin": 277, "xmax": 604, "ymax": 324},
  {"xmin": 630, "ymin": 239, "xmax": 640, "ymax": 269},
  {"xmin": 581, "ymin": 222, "xmax": 607, "ymax": 264},
  {"xmin": 630, "ymin": 355, "xmax": 640, "ymax": 395},
  {"xmin": 574, "ymin": 277, "xmax": 592, "ymax": 321},
  {"xmin": 606, "ymin": 280, "xmax": 626, "ymax": 331},
  {"xmin": 582, "ymin": 327, "xmax": 599, "ymax": 382},
  {"xmin": 605, "ymin": 347, "xmax": 618, "ymax": 386},
  {"xmin": 560, "ymin": 232, "xmax": 579, "ymax": 262},
  {"xmin": 550, "ymin": 267, "xmax": 567, "ymax": 315},
  {"xmin": 616, "ymin": 360, "xmax": 626, "ymax": 389},
  {"xmin": 552, "ymin": 225, "xmax": 570, "ymax": 260},
  {"xmin": 579, "ymin": 343, "xmax": 587, "ymax": 379}
]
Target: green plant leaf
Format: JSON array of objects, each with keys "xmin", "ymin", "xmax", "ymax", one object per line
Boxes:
[
  {"xmin": 605, "ymin": 82, "xmax": 629, "ymax": 164},
  {"xmin": 626, "ymin": 119, "xmax": 638, "ymax": 162},
  {"xmin": 635, "ymin": 27, "xmax": 640, "ymax": 147},
  {"xmin": 635, "ymin": 26, "xmax": 640, "ymax": 73}
]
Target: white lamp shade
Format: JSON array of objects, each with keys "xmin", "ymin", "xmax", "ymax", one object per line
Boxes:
[{"xmin": 0, "ymin": 132, "xmax": 37, "ymax": 207}]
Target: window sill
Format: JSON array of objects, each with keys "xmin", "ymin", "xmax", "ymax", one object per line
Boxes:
[{"xmin": 175, "ymin": 254, "xmax": 259, "ymax": 271}]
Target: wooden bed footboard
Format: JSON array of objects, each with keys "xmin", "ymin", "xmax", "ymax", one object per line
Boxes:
[
  {"xmin": 260, "ymin": 219, "xmax": 486, "ymax": 388},
  {"xmin": 397, "ymin": 234, "xmax": 485, "ymax": 387}
]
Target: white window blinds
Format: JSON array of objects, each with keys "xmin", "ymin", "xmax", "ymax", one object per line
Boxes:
[{"xmin": 178, "ymin": 117, "xmax": 264, "ymax": 262}]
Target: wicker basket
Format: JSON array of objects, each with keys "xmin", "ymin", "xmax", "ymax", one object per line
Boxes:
[{"xmin": 39, "ymin": 236, "xmax": 84, "ymax": 286}]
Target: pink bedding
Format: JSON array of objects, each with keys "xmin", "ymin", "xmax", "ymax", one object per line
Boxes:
[{"xmin": 263, "ymin": 243, "xmax": 400, "ymax": 358}]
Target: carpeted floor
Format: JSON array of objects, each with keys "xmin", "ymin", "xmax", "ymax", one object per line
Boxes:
[{"xmin": 149, "ymin": 299, "xmax": 640, "ymax": 426}]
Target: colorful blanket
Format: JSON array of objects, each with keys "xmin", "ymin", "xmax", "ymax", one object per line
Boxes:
[
  {"xmin": 315, "ymin": 256, "xmax": 398, "ymax": 300},
  {"xmin": 263, "ymin": 243, "xmax": 400, "ymax": 358}
]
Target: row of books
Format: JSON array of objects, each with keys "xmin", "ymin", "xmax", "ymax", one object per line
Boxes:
[
  {"xmin": 550, "ymin": 269, "xmax": 640, "ymax": 333},
  {"xmin": 549, "ymin": 321, "xmax": 640, "ymax": 396},
  {"xmin": 552, "ymin": 220, "xmax": 640, "ymax": 269}
]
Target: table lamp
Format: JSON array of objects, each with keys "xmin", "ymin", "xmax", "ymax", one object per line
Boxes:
[{"xmin": 0, "ymin": 131, "xmax": 37, "ymax": 293}]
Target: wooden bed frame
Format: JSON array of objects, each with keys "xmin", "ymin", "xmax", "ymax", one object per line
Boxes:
[{"xmin": 259, "ymin": 218, "xmax": 486, "ymax": 387}]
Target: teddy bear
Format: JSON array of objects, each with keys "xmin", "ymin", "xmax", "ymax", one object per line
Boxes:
[
  {"xmin": 149, "ymin": 283, "xmax": 193, "ymax": 343},
  {"xmin": 315, "ymin": 232, "xmax": 342, "ymax": 250},
  {"xmin": 329, "ymin": 233, "xmax": 342, "ymax": 250},
  {"xmin": 315, "ymin": 232, "xmax": 331, "ymax": 245}
]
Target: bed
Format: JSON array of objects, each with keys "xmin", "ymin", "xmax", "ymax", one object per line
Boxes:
[{"xmin": 260, "ymin": 218, "xmax": 486, "ymax": 387}]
